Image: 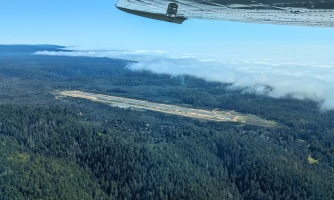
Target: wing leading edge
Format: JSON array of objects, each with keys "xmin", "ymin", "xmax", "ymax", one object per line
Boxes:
[{"xmin": 116, "ymin": 0, "xmax": 334, "ymax": 27}]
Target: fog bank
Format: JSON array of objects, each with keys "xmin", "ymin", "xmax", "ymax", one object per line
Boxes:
[{"xmin": 35, "ymin": 48, "xmax": 334, "ymax": 110}]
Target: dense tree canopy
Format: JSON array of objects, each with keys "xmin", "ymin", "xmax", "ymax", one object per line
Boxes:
[{"xmin": 0, "ymin": 45, "xmax": 334, "ymax": 199}]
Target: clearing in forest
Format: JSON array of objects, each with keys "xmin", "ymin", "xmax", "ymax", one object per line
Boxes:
[{"xmin": 55, "ymin": 90, "xmax": 277, "ymax": 127}]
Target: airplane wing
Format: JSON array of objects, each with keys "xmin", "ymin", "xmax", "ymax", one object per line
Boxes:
[{"xmin": 116, "ymin": 0, "xmax": 334, "ymax": 27}]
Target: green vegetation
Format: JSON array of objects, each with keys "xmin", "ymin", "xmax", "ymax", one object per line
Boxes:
[
  {"xmin": 0, "ymin": 135, "xmax": 107, "ymax": 200},
  {"xmin": 0, "ymin": 45, "xmax": 334, "ymax": 199}
]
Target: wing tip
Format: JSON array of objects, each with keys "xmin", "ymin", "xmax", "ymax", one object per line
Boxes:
[{"xmin": 116, "ymin": 4, "xmax": 187, "ymax": 24}]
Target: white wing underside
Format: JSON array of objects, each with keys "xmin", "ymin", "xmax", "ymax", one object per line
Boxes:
[{"xmin": 116, "ymin": 0, "xmax": 334, "ymax": 27}]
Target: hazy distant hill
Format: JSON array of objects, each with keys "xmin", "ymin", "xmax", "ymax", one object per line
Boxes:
[{"xmin": 0, "ymin": 44, "xmax": 66, "ymax": 56}]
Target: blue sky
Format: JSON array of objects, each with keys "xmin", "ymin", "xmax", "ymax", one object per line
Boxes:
[{"xmin": 1, "ymin": 0, "xmax": 334, "ymax": 53}]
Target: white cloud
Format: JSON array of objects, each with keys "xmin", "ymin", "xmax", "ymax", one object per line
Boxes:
[{"xmin": 35, "ymin": 47, "xmax": 334, "ymax": 110}]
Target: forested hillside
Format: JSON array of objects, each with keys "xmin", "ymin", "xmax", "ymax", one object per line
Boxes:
[{"xmin": 0, "ymin": 45, "xmax": 334, "ymax": 199}]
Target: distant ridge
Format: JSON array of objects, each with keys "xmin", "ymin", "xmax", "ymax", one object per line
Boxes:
[{"xmin": 0, "ymin": 44, "xmax": 67, "ymax": 56}]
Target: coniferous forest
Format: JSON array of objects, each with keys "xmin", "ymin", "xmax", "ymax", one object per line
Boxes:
[{"xmin": 0, "ymin": 45, "xmax": 334, "ymax": 199}]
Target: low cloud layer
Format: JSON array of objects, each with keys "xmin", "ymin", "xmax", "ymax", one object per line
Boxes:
[{"xmin": 35, "ymin": 48, "xmax": 334, "ymax": 110}]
